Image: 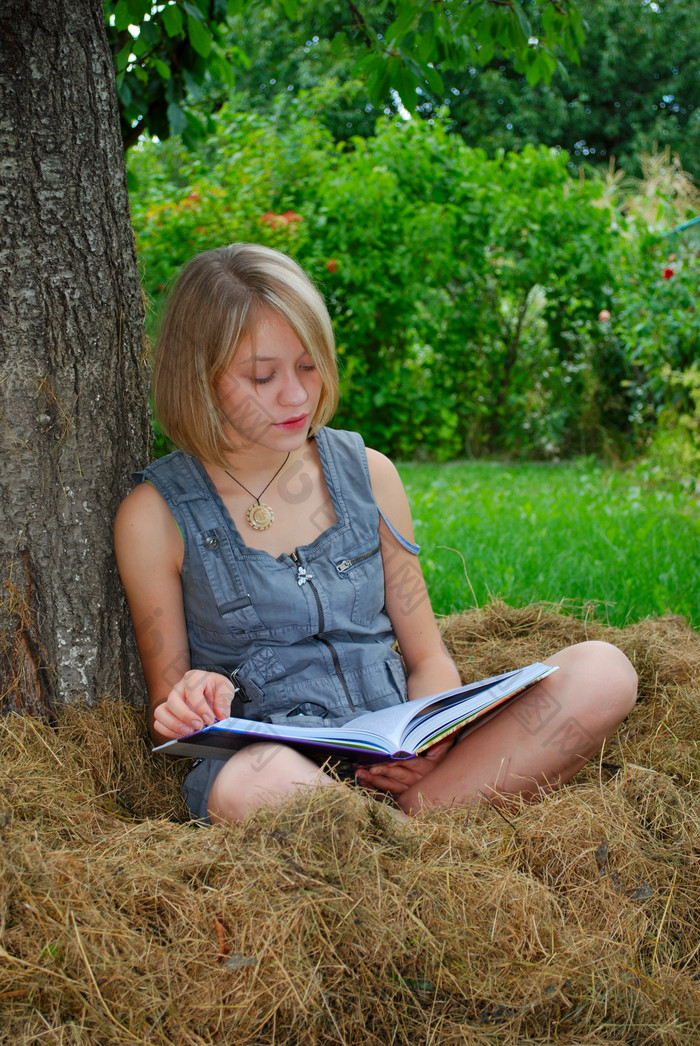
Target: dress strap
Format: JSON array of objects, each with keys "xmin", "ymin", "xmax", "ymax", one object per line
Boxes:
[{"xmin": 378, "ymin": 508, "xmax": 420, "ymax": 555}]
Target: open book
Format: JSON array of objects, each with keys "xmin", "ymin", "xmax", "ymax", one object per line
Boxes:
[{"xmin": 154, "ymin": 662, "xmax": 558, "ymax": 766}]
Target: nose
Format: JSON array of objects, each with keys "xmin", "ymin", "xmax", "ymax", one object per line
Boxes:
[{"xmin": 279, "ymin": 369, "xmax": 309, "ymax": 406}]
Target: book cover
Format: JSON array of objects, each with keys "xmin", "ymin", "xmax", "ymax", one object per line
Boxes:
[{"xmin": 154, "ymin": 662, "xmax": 558, "ymax": 765}]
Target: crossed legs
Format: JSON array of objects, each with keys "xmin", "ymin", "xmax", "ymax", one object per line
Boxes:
[
  {"xmin": 396, "ymin": 640, "xmax": 638, "ymax": 815},
  {"xmin": 207, "ymin": 641, "xmax": 638, "ymax": 824}
]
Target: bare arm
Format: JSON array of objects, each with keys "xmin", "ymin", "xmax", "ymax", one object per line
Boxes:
[
  {"xmin": 366, "ymin": 448, "xmax": 461, "ymax": 698},
  {"xmin": 358, "ymin": 450, "xmax": 461, "ymax": 795},
  {"xmin": 113, "ymin": 482, "xmax": 236, "ymax": 745}
]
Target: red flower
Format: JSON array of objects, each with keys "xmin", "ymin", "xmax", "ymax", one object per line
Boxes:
[
  {"xmin": 663, "ymin": 268, "xmax": 674, "ymax": 279},
  {"xmin": 259, "ymin": 210, "xmax": 304, "ymax": 229},
  {"xmin": 180, "ymin": 191, "xmax": 201, "ymax": 210},
  {"xmin": 326, "ymin": 259, "xmax": 338, "ymax": 273}
]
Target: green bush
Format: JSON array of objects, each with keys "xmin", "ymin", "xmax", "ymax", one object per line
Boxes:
[
  {"xmin": 608, "ymin": 233, "xmax": 700, "ymax": 437},
  {"xmin": 128, "ymin": 107, "xmax": 648, "ymax": 461}
]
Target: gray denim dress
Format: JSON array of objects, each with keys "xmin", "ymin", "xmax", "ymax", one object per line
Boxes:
[{"xmin": 135, "ymin": 427, "xmax": 419, "ymax": 821}]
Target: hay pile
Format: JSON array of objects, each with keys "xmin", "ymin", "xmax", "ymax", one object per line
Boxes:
[{"xmin": 1, "ymin": 603, "xmax": 698, "ymax": 1045}]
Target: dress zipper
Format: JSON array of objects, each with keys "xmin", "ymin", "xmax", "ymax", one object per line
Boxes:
[
  {"xmin": 335, "ymin": 543, "xmax": 381, "ymax": 574},
  {"xmin": 290, "ymin": 550, "xmax": 356, "ymax": 713}
]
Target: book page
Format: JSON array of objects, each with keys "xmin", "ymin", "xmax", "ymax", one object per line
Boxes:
[{"xmin": 344, "ymin": 669, "xmax": 519, "ymax": 750}]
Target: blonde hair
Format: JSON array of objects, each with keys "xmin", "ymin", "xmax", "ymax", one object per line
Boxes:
[{"xmin": 152, "ymin": 244, "xmax": 339, "ymax": 466}]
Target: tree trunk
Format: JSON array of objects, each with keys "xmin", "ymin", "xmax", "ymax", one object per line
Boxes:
[{"xmin": 0, "ymin": 0, "xmax": 151, "ymax": 716}]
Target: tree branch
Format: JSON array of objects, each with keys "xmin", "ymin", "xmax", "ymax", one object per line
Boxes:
[
  {"xmin": 123, "ymin": 116, "xmax": 147, "ymax": 152},
  {"xmin": 343, "ymin": 0, "xmax": 375, "ymax": 49}
]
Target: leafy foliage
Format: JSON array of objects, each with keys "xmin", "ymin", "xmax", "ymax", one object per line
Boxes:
[
  {"xmin": 104, "ymin": 0, "xmax": 584, "ymax": 148},
  {"xmin": 596, "ymin": 149, "xmax": 700, "ymax": 446},
  {"xmin": 436, "ymin": 0, "xmax": 700, "ymax": 179},
  {"xmin": 129, "ymin": 107, "xmax": 635, "ymax": 461},
  {"xmin": 104, "ymin": 0, "xmax": 247, "ymax": 149}
]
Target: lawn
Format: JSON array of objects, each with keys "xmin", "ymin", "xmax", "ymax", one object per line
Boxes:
[{"xmin": 398, "ymin": 459, "xmax": 700, "ymax": 628}]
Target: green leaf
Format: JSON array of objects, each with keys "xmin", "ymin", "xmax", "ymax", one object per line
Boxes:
[
  {"xmin": 538, "ymin": 50, "xmax": 556, "ymax": 81},
  {"xmin": 154, "ymin": 58, "xmax": 171, "ymax": 81},
  {"xmin": 278, "ymin": 0, "xmax": 299, "ymax": 19},
  {"xmin": 116, "ymin": 41, "xmax": 132, "ymax": 73},
  {"xmin": 415, "ymin": 30, "xmax": 435, "ymax": 65},
  {"xmin": 115, "ymin": 75, "xmax": 132, "ymax": 107},
  {"xmin": 330, "ymin": 31, "xmax": 349, "ymax": 56},
  {"xmin": 393, "ymin": 64, "xmax": 416, "ymax": 109},
  {"xmin": 182, "ymin": 67, "xmax": 204, "ymax": 99},
  {"xmin": 541, "ymin": 4, "xmax": 558, "ymax": 38},
  {"xmin": 476, "ymin": 39, "xmax": 494, "ymax": 66},
  {"xmin": 187, "ymin": 14, "xmax": 212, "ymax": 57},
  {"xmin": 130, "ymin": 35, "xmax": 147, "ymax": 58},
  {"xmin": 228, "ymin": 43, "xmax": 251, "ymax": 71},
  {"xmin": 570, "ymin": 6, "xmax": 586, "ymax": 47},
  {"xmin": 127, "ymin": 0, "xmax": 151, "ymax": 21},
  {"xmin": 365, "ymin": 55, "xmax": 393, "ymax": 108},
  {"xmin": 385, "ymin": 6, "xmax": 419, "ymax": 46},
  {"xmin": 524, "ymin": 56, "xmax": 543, "ymax": 87},
  {"xmin": 404, "ymin": 52, "xmax": 443, "ymax": 96},
  {"xmin": 113, "ymin": 0, "xmax": 132, "ymax": 31},
  {"xmin": 139, "ymin": 19, "xmax": 159, "ymax": 47},
  {"xmin": 182, "ymin": 1, "xmax": 205, "ymax": 20},
  {"xmin": 182, "ymin": 110, "xmax": 208, "ymax": 150},
  {"xmin": 513, "ymin": 2, "xmax": 531, "ymax": 41},
  {"xmin": 167, "ymin": 101, "xmax": 188, "ymax": 135},
  {"xmin": 208, "ymin": 53, "xmax": 235, "ymax": 87},
  {"xmin": 161, "ymin": 3, "xmax": 184, "ymax": 37}
]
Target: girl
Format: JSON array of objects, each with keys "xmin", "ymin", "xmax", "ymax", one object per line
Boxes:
[{"xmin": 114, "ymin": 243, "xmax": 638, "ymax": 824}]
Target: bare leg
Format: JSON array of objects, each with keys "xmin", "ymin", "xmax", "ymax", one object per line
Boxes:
[
  {"xmin": 397, "ymin": 641, "xmax": 638, "ymax": 816},
  {"xmin": 207, "ymin": 742, "xmax": 341, "ymax": 823}
]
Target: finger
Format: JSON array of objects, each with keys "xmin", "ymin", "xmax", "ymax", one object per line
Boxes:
[
  {"xmin": 163, "ymin": 689, "xmax": 204, "ymax": 729},
  {"xmin": 204, "ymin": 674, "xmax": 238, "ymax": 722},
  {"xmin": 179, "ymin": 671, "xmax": 221, "ymax": 723},
  {"xmin": 357, "ymin": 772, "xmax": 409, "ymax": 796},
  {"xmin": 177, "ymin": 670, "xmax": 235, "ymax": 725},
  {"xmin": 366, "ymin": 757, "xmax": 433, "ymax": 782},
  {"xmin": 162, "ymin": 675, "xmax": 213, "ymax": 731},
  {"xmin": 154, "ymin": 701, "xmax": 201, "ymax": 739},
  {"xmin": 356, "ymin": 764, "xmax": 418, "ymax": 790}
]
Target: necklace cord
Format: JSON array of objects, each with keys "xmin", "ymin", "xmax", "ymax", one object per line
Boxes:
[{"xmin": 224, "ymin": 452, "xmax": 290, "ymax": 504}]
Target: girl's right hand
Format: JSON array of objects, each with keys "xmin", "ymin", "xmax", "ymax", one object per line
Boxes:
[{"xmin": 153, "ymin": 670, "xmax": 237, "ymax": 739}]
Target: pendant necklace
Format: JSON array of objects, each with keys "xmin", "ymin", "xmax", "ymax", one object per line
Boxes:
[{"xmin": 225, "ymin": 452, "xmax": 290, "ymax": 531}]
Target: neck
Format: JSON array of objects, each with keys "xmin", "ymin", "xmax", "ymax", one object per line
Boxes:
[{"xmin": 217, "ymin": 443, "xmax": 301, "ymax": 483}]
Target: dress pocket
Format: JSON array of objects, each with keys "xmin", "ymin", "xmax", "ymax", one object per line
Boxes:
[
  {"xmin": 217, "ymin": 595, "xmax": 268, "ymax": 637},
  {"xmin": 334, "ymin": 540, "xmax": 384, "ymax": 627},
  {"xmin": 194, "ymin": 526, "xmax": 268, "ymax": 637}
]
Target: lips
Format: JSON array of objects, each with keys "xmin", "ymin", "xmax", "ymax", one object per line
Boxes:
[{"xmin": 274, "ymin": 414, "xmax": 308, "ymax": 429}]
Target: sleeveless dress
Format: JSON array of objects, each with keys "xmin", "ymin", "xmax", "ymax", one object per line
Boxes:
[{"xmin": 134, "ymin": 427, "xmax": 420, "ymax": 820}]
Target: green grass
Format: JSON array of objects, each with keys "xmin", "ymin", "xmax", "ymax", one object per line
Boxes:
[{"xmin": 398, "ymin": 459, "xmax": 700, "ymax": 628}]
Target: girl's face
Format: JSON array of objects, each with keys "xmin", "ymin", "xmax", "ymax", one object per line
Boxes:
[{"xmin": 217, "ymin": 308, "xmax": 323, "ymax": 454}]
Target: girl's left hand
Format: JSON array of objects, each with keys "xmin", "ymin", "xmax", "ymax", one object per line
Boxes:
[{"xmin": 354, "ymin": 737, "xmax": 453, "ymax": 796}]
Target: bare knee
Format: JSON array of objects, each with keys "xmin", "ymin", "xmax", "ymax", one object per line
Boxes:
[
  {"xmin": 208, "ymin": 743, "xmax": 333, "ymax": 823},
  {"xmin": 553, "ymin": 639, "xmax": 638, "ymax": 729},
  {"xmin": 589, "ymin": 640, "xmax": 637, "ymax": 717}
]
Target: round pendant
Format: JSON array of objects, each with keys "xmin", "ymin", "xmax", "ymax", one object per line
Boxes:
[{"xmin": 246, "ymin": 502, "xmax": 274, "ymax": 531}]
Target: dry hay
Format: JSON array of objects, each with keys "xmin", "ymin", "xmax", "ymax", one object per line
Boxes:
[{"xmin": 1, "ymin": 602, "xmax": 699, "ymax": 1046}]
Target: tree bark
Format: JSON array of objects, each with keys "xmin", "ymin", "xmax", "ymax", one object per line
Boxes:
[{"xmin": 0, "ymin": 0, "xmax": 151, "ymax": 715}]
